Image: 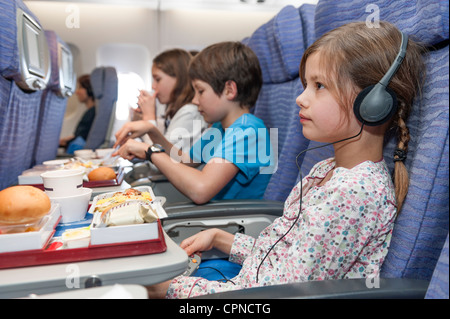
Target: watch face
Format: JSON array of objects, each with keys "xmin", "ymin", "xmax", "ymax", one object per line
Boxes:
[{"xmin": 151, "ymin": 144, "xmax": 163, "ymax": 152}]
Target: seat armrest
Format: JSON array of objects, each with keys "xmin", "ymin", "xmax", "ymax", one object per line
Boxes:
[
  {"xmin": 195, "ymin": 278, "xmax": 429, "ymax": 299},
  {"xmin": 164, "ymin": 199, "xmax": 285, "ymax": 220}
]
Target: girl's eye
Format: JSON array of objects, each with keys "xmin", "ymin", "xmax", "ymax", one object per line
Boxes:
[{"xmin": 316, "ymin": 82, "xmax": 325, "ymax": 90}]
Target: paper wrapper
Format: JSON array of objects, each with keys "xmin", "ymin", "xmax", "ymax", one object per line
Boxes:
[{"xmin": 98, "ymin": 200, "xmax": 158, "ymax": 227}]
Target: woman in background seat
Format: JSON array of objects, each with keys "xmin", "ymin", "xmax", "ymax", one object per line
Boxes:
[{"xmin": 59, "ymin": 74, "xmax": 96, "ymax": 154}]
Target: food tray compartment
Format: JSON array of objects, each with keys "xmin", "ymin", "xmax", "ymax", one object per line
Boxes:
[
  {"xmin": 0, "ymin": 204, "xmax": 61, "ymax": 253},
  {"xmin": 89, "ymin": 186, "xmax": 167, "ymax": 245}
]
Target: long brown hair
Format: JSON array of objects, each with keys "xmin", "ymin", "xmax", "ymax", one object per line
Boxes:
[
  {"xmin": 299, "ymin": 21, "xmax": 426, "ymax": 212},
  {"xmin": 153, "ymin": 49, "xmax": 195, "ymax": 119}
]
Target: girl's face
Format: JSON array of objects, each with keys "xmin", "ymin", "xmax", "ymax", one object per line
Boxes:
[
  {"xmin": 151, "ymin": 65, "xmax": 177, "ymax": 105},
  {"xmin": 296, "ymin": 52, "xmax": 359, "ymax": 143},
  {"xmin": 191, "ymin": 79, "xmax": 229, "ymax": 124}
]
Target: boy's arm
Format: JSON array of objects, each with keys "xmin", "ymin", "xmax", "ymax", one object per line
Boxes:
[
  {"xmin": 152, "ymin": 153, "xmax": 238, "ymax": 204},
  {"xmin": 114, "ymin": 139, "xmax": 238, "ymax": 204},
  {"xmin": 146, "ymin": 126, "xmax": 195, "ymax": 165}
]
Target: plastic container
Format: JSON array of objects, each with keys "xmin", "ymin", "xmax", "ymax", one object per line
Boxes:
[
  {"xmin": 74, "ymin": 149, "xmax": 95, "ymax": 159},
  {"xmin": 41, "ymin": 168, "xmax": 85, "ymax": 197},
  {"xmin": 49, "ymin": 188, "xmax": 92, "ymax": 224},
  {"xmin": 62, "ymin": 228, "xmax": 91, "ymax": 249},
  {"xmin": 89, "ymin": 186, "xmax": 167, "ymax": 246},
  {"xmin": 0, "ymin": 204, "xmax": 61, "ymax": 253}
]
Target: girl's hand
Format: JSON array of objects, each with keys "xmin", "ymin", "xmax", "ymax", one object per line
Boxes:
[
  {"xmin": 113, "ymin": 139, "xmax": 148, "ymax": 161},
  {"xmin": 113, "ymin": 120, "xmax": 154, "ymax": 148},
  {"xmin": 137, "ymin": 90, "xmax": 157, "ymax": 121},
  {"xmin": 180, "ymin": 229, "xmax": 218, "ymax": 257}
]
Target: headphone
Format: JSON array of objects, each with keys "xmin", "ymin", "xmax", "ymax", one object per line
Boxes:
[{"xmin": 353, "ymin": 31, "xmax": 408, "ymax": 126}]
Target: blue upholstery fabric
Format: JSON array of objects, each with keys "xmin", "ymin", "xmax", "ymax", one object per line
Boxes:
[
  {"xmin": 33, "ymin": 31, "xmax": 69, "ymax": 165},
  {"xmin": 0, "ymin": 79, "xmax": 42, "ymax": 189},
  {"xmin": 312, "ymin": 0, "xmax": 449, "ymax": 282},
  {"xmin": 243, "ymin": 4, "xmax": 316, "ymax": 201},
  {"xmin": 381, "ymin": 47, "xmax": 449, "ymax": 280},
  {"xmin": 84, "ymin": 67, "xmax": 118, "ymax": 150},
  {"xmin": 314, "ymin": 0, "xmax": 449, "ymax": 44},
  {"xmin": 426, "ymin": 234, "xmax": 449, "ymax": 299},
  {"xmin": 0, "ymin": 0, "xmax": 41, "ymax": 81},
  {"xmin": 243, "ymin": 5, "xmax": 315, "ymax": 84},
  {"xmin": 0, "ymin": 0, "xmax": 45, "ymax": 189}
]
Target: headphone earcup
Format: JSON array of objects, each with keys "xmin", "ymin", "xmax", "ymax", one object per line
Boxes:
[{"xmin": 353, "ymin": 84, "xmax": 398, "ymax": 126}]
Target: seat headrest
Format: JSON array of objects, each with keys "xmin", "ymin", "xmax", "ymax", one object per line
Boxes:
[
  {"xmin": 244, "ymin": 4, "xmax": 315, "ymax": 84},
  {"xmin": 45, "ymin": 30, "xmax": 75, "ymax": 97},
  {"xmin": 44, "ymin": 31, "xmax": 60, "ymax": 90},
  {"xmin": 315, "ymin": 0, "xmax": 449, "ymax": 46},
  {"xmin": 90, "ymin": 66, "xmax": 118, "ymax": 100},
  {"xmin": 0, "ymin": 0, "xmax": 46, "ymax": 77}
]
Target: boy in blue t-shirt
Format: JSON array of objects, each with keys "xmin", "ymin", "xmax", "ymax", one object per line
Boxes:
[{"xmin": 114, "ymin": 42, "xmax": 276, "ymax": 204}]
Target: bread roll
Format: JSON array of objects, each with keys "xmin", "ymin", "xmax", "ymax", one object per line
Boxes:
[
  {"xmin": 0, "ymin": 186, "xmax": 51, "ymax": 224},
  {"xmin": 88, "ymin": 167, "xmax": 116, "ymax": 181}
]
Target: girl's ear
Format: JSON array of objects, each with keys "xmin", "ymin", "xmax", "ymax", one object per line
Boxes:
[{"xmin": 223, "ymin": 80, "xmax": 238, "ymax": 101}]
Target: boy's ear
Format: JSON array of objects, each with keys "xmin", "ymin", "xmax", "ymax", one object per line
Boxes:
[{"xmin": 223, "ymin": 80, "xmax": 238, "ymax": 101}]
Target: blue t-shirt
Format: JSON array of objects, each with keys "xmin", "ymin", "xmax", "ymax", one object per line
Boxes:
[{"xmin": 190, "ymin": 114, "xmax": 276, "ymax": 200}]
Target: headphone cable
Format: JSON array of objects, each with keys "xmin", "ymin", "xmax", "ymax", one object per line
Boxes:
[{"xmin": 255, "ymin": 123, "xmax": 365, "ymax": 283}]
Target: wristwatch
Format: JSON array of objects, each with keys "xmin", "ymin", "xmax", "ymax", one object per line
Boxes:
[{"xmin": 145, "ymin": 144, "xmax": 165, "ymax": 163}]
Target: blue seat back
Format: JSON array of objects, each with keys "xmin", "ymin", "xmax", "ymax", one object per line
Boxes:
[
  {"xmin": 425, "ymin": 234, "xmax": 449, "ymax": 299},
  {"xmin": 243, "ymin": 4, "xmax": 316, "ymax": 201},
  {"xmin": 311, "ymin": 0, "xmax": 449, "ymax": 281},
  {"xmin": 0, "ymin": 0, "xmax": 47, "ymax": 189},
  {"xmin": 33, "ymin": 31, "xmax": 73, "ymax": 165},
  {"xmin": 84, "ymin": 66, "xmax": 118, "ymax": 150}
]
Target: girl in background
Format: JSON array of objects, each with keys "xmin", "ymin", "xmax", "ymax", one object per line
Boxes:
[{"xmin": 118, "ymin": 49, "xmax": 206, "ymax": 153}]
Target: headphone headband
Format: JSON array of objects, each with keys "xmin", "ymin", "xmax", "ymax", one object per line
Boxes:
[{"xmin": 379, "ymin": 31, "xmax": 408, "ymax": 87}]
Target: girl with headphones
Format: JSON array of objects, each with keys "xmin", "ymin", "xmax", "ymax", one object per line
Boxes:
[{"xmin": 146, "ymin": 21, "xmax": 426, "ymax": 299}]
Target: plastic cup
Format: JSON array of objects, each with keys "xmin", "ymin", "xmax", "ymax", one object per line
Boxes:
[
  {"xmin": 41, "ymin": 168, "xmax": 85, "ymax": 197},
  {"xmin": 49, "ymin": 188, "xmax": 92, "ymax": 224}
]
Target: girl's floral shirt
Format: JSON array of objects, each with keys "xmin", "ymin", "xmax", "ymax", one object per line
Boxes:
[{"xmin": 166, "ymin": 158, "xmax": 397, "ymax": 298}]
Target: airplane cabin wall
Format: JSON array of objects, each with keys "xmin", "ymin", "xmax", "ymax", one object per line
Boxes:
[{"xmin": 23, "ymin": 0, "xmax": 279, "ymax": 142}]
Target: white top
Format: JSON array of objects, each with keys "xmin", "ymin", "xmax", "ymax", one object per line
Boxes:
[
  {"xmin": 165, "ymin": 103, "xmax": 207, "ymax": 152},
  {"xmin": 143, "ymin": 103, "xmax": 206, "ymax": 153}
]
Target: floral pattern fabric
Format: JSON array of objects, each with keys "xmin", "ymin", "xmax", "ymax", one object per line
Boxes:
[{"xmin": 166, "ymin": 158, "xmax": 397, "ymax": 299}]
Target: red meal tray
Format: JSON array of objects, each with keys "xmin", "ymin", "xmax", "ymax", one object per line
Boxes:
[
  {"xmin": 29, "ymin": 166, "xmax": 125, "ymax": 190},
  {"xmin": 0, "ymin": 220, "xmax": 166, "ymax": 270}
]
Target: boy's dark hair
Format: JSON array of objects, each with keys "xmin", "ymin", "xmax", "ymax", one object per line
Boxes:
[{"xmin": 189, "ymin": 41, "xmax": 262, "ymax": 108}]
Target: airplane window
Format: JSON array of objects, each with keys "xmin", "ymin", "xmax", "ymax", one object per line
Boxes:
[
  {"xmin": 96, "ymin": 43, "xmax": 151, "ymax": 140},
  {"xmin": 117, "ymin": 72, "xmax": 145, "ymax": 121}
]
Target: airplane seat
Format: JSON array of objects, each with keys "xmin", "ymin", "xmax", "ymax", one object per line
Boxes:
[
  {"xmin": 196, "ymin": 0, "xmax": 449, "ymax": 298},
  {"xmin": 32, "ymin": 31, "xmax": 74, "ymax": 165},
  {"xmin": 0, "ymin": 0, "xmax": 50, "ymax": 190},
  {"xmin": 242, "ymin": 4, "xmax": 316, "ymax": 202},
  {"xmin": 425, "ymin": 233, "xmax": 449, "ymax": 299},
  {"xmin": 83, "ymin": 66, "xmax": 118, "ymax": 150}
]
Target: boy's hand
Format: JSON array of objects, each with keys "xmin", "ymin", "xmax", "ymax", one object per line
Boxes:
[
  {"xmin": 113, "ymin": 120, "xmax": 154, "ymax": 149},
  {"xmin": 113, "ymin": 139, "xmax": 148, "ymax": 161}
]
